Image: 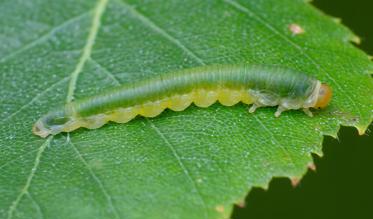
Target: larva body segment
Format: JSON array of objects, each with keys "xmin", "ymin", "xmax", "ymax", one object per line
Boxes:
[
  {"xmin": 32, "ymin": 64, "xmax": 332, "ymax": 138},
  {"xmin": 192, "ymin": 89, "xmax": 217, "ymax": 107}
]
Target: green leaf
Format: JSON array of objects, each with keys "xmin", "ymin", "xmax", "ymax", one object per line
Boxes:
[{"xmin": 1, "ymin": 0, "xmax": 372, "ymax": 218}]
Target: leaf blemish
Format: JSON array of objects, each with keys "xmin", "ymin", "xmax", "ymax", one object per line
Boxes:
[
  {"xmin": 288, "ymin": 23, "xmax": 305, "ymax": 35},
  {"xmin": 291, "ymin": 177, "xmax": 301, "ymax": 187},
  {"xmin": 236, "ymin": 200, "xmax": 246, "ymax": 208},
  {"xmin": 215, "ymin": 205, "xmax": 225, "ymax": 213}
]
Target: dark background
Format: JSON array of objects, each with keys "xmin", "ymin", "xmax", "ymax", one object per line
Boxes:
[{"xmin": 233, "ymin": 0, "xmax": 373, "ymax": 218}]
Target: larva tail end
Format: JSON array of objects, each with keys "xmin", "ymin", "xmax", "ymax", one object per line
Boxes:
[
  {"xmin": 32, "ymin": 119, "xmax": 52, "ymax": 138},
  {"xmin": 32, "ymin": 110, "xmax": 69, "ymax": 138}
]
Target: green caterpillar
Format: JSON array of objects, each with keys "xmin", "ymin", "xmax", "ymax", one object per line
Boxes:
[{"xmin": 33, "ymin": 64, "xmax": 332, "ymax": 138}]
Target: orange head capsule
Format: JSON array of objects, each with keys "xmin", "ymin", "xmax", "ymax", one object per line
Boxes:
[{"xmin": 314, "ymin": 84, "xmax": 332, "ymax": 108}]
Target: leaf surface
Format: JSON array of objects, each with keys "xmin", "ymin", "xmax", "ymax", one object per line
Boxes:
[{"xmin": 0, "ymin": 0, "xmax": 372, "ymax": 218}]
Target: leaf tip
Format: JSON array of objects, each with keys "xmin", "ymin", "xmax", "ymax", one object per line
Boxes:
[
  {"xmin": 355, "ymin": 118, "xmax": 372, "ymax": 135},
  {"xmin": 356, "ymin": 126, "xmax": 368, "ymax": 136},
  {"xmin": 350, "ymin": 35, "xmax": 362, "ymax": 45},
  {"xmin": 290, "ymin": 177, "xmax": 301, "ymax": 187},
  {"xmin": 236, "ymin": 199, "xmax": 246, "ymax": 208},
  {"xmin": 307, "ymin": 162, "xmax": 316, "ymax": 171}
]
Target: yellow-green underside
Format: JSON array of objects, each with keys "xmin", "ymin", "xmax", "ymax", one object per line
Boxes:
[{"xmin": 62, "ymin": 87, "xmax": 254, "ymax": 132}]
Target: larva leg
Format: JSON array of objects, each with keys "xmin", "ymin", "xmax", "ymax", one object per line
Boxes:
[
  {"xmin": 303, "ymin": 108, "xmax": 314, "ymax": 117},
  {"xmin": 248, "ymin": 103, "xmax": 262, "ymax": 113},
  {"xmin": 274, "ymin": 106, "xmax": 287, "ymax": 117}
]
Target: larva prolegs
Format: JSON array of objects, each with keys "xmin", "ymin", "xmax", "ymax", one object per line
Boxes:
[
  {"xmin": 168, "ymin": 94, "xmax": 193, "ymax": 111},
  {"xmin": 193, "ymin": 89, "xmax": 218, "ymax": 108}
]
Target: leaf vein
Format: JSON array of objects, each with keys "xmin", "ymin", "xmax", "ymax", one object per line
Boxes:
[
  {"xmin": 7, "ymin": 137, "xmax": 51, "ymax": 219},
  {"xmin": 146, "ymin": 119, "xmax": 209, "ymax": 219},
  {"xmin": 89, "ymin": 58, "xmax": 121, "ymax": 84},
  {"xmin": 26, "ymin": 192, "xmax": 44, "ymax": 219},
  {"xmin": 68, "ymin": 138, "xmax": 121, "ymax": 219},
  {"xmin": 117, "ymin": 0, "xmax": 205, "ymax": 65},
  {"xmin": 66, "ymin": 0, "xmax": 109, "ymax": 102},
  {"xmin": 252, "ymin": 115, "xmax": 297, "ymax": 168},
  {"xmin": 0, "ymin": 12, "xmax": 91, "ymax": 64},
  {"xmin": 0, "ymin": 77, "xmax": 69, "ymax": 124},
  {"xmin": 0, "ymin": 148, "xmax": 41, "ymax": 171}
]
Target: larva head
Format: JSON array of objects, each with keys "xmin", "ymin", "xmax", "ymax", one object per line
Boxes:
[
  {"xmin": 32, "ymin": 110, "xmax": 71, "ymax": 138},
  {"xmin": 314, "ymin": 83, "xmax": 332, "ymax": 108}
]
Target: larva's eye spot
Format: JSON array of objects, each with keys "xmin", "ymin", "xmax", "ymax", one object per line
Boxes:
[
  {"xmin": 314, "ymin": 84, "xmax": 332, "ymax": 109},
  {"xmin": 288, "ymin": 23, "xmax": 305, "ymax": 35}
]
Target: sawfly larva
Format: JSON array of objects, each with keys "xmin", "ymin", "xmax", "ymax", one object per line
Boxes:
[{"xmin": 33, "ymin": 64, "xmax": 332, "ymax": 138}]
